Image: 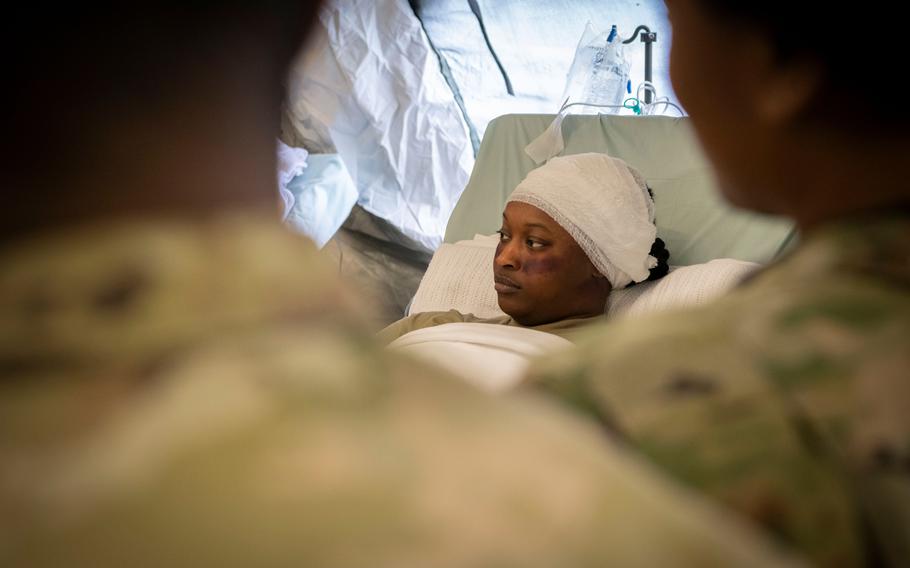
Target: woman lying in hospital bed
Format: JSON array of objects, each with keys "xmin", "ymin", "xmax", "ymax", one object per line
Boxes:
[{"xmin": 380, "ymin": 152, "xmax": 671, "ymax": 390}]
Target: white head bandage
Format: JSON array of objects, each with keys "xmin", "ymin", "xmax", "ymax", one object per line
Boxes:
[{"xmin": 507, "ymin": 153, "xmax": 658, "ymax": 289}]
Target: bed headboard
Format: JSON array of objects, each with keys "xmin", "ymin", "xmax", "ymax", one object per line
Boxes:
[{"xmin": 444, "ymin": 114, "xmax": 796, "ymax": 266}]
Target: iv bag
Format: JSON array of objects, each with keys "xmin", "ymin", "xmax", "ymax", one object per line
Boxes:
[{"xmin": 562, "ymin": 22, "xmax": 630, "ymax": 113}]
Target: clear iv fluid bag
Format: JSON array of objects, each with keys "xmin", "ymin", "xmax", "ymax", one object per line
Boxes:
[{"xmin": 562, "ymin": 23, "xmax": 630, "ymax": 114}]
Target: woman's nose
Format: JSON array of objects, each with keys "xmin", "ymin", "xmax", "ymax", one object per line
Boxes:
[{"xmin": 495, "ymin": 241, "xmax": 520, "ymax": 270}]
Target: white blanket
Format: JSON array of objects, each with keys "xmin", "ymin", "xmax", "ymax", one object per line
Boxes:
[{"xmin": 388, "ymin": 322, "xmax": 574, "ymax": 393}]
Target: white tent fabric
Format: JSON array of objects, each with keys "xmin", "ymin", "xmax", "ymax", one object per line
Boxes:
[
  {"xmin": 415, "ymin": 0, "xmax": 677, "ymax": 137},
  {"xmin": 286, "ymin": 0, "xmax": 474, "ymax": 253}
]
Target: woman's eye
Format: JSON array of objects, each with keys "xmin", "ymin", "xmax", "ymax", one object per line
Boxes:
[
  {"xmin": 526, "ymin": 239, "xmax": 545, "ymax": 249},
  {"xmin": 497, "ymin": 230, "xmax": 510, "ymax": 242}
]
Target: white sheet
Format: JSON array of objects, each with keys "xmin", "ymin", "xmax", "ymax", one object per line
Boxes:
[
  {"xmin": 284, "ymin": 154, "xmax": 359, "ymax": 248},
  {"xmin": 388, "ymin": 322, "xmax": 573, "ymax": 392},
  {"xmin": 277, "ymin": 141, "xmax": 309, "ymax": 220}
]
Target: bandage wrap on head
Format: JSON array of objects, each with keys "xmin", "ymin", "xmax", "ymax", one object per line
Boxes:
[{"xmin": 507, "ymin": 153, "xmax": 658, "ymax": 289}]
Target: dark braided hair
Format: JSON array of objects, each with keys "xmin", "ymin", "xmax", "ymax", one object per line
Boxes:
[{"xmin": 644, "ymin": 237, "xmax": 671, "ymax": 282}]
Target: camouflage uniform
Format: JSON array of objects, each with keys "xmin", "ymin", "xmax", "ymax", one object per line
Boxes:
[
  {"xmin": 526, "ymin": 211, "xmax": 910, "ymax": 567},
  {"xmin": 0, "ymin": 215, "xmax": 801, "ymax": 567}
]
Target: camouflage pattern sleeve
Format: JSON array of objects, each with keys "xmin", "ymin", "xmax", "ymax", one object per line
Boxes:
[
  {"xmin": 524, "ymin": 216, "xmax": 910, "ymax": 567},
  {"xmin": 0, "ymin": 342, "xmax": 806, "ymax": 567},
  {"xmin": 0, "ymin": 217, "xmax": 805, "ymax": 567}
]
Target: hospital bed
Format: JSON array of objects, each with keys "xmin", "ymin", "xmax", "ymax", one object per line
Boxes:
[
  {"xmin": 446, "ymin": 113, "xmax": 795, "ymax": 265},
  {"xmin": 412, "ymin": 113, "xmax": 796, "ymax": 319},
  {"xmin": 394, "ymin": 113, "xmax": 797, "ymax": 390}
]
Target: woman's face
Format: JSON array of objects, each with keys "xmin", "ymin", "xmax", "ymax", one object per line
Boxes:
[{"xmin": 494, "ymin": 201, "xmax": 610, "ymax": 326}]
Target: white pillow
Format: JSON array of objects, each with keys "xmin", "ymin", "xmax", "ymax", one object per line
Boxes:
[
  {"xmin": 409, "ymin": 235, "xmax": 760, "ymax": 319},
  {"xmin": 606, "ymin": 258, "xmax": 760, "ymax": 319},
  {"xmin": 409, "ymin": 235, "xmax": 505, "ymax": 318}
]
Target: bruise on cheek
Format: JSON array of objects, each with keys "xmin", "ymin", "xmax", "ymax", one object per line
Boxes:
[{"xmin": 522, "ymin": 255, "xmax": 563, "ymax": 275}]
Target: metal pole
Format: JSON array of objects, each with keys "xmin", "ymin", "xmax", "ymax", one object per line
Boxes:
[{"xmin": 623, "ymin": 26, "xmax": 657, "ymax": 104}]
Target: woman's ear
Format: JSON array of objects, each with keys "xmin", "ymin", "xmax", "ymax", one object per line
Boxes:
[{"xmin": 756, "ymin": 61, "xmax": 822, "ymax": 126}]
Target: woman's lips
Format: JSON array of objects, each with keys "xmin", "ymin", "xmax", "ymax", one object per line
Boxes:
[{"xmin": 494, "ymin": 275, "xmax": 521, "ymax": 294}]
